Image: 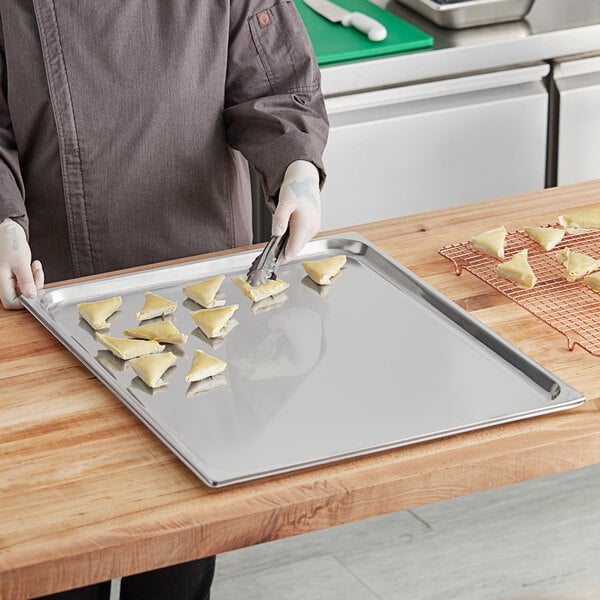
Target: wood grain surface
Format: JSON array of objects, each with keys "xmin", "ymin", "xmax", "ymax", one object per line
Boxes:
[{"xmin": 2, "ymin": 180, "xmax": 600, "ymax": 599}]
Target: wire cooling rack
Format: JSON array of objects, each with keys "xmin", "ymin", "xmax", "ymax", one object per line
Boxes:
[{"xmin": 439, "ymin": 227, "xmax": 600, "ymax": 355}]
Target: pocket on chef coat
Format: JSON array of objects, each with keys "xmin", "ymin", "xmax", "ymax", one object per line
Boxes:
[{"xmin": 249, "ymin": 1, "xmax": 319, "ymax": 95}]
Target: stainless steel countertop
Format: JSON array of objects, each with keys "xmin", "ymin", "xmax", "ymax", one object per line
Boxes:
[{"xmin": 321, "ymin": 0, "xmax": 600, "ymax": 95}]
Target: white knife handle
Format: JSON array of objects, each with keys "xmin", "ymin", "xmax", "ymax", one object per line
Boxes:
[{"xmin": 341, "ymin": 12, "xmax": 387, "ymax": 42}]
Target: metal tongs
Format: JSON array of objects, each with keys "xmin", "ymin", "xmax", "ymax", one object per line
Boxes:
[{"xmin": 246, "ymin": 228, "xmax": 290, "ymax": 287}]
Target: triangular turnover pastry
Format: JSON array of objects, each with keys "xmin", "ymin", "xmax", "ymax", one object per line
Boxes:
[
  {"xmin": 190, "ymin": 304, "xmax": 239, "ymax": 339},
  {"xmin": 183, "ymin": 275, "xmax": 226, "ymax": 308},
  {"xmin": 129, "ymin": 352, "xmax": 177, "ymax": 388},
  {"xmin": 584, "ymin": 272, "xmax": 600, "ymax": 291},
  {"xmin": 135, "ymin": 292, "xmax": 177, "ymax": 321},
  {"xmin": 524, "ymin": 226, "xmax": 565, "ymax": 251},
  {"xmin": 302, "ymin": 255, "xmax": 347, "ymax": 285},
  {"xmin": 231, "ymin": 275, "xmax": 290, "ymax": 302},
  {"xmin": 470, "ymin": 226, "xmax": 507, "ymax": 259},
  {"xmin": 496, "ymin": 249, "xmax": 537, "ymax": 289},
  {"xmin": 78, "ymin": 296, "xmax": 122, "ymax": 330},
  {"xmin": 558, "ymin": 208, "xmax": 600, "ymax": 229},
  {"xmin": 556, "ymin": 248, "xmax": 600, "ymax": 282},
  {"xmin": 123, "ymin": 321, "xmax": 187, "ymax": 344},
  {"xmin": 95, "ymin": 333, "xmax": 164, "ymax": 360},
  {"xmin": 185, "ymin": 349, "xmax": 227, "ymax": 383}
]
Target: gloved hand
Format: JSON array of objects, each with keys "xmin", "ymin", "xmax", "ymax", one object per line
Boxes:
[
  {"xmin": 272, "ymin": 160, "xmax": 321, "ymax": 262},
  {"xmin": 0, "ymin": 218, "xmax": 44, "ymax": 310}
]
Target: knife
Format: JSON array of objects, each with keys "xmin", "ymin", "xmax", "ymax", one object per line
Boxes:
[{"xmin": 302, "ymin": 0, "xmax": 387, "ymax": 42}]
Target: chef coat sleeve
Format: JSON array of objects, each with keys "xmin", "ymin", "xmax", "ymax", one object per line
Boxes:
[
  {"xmin": 0, "ymin": 23, "xmax": 27, "ymax": 234},
  {"xmin": 224, "ymin": 0, "xmax": 329, "ymax": 207}
]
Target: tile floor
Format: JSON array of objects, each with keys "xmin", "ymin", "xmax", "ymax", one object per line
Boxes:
[
  {"xmin": 211, "ymin": 464, "xmax": 600, "ymax": 600},
  {"xmin": 110, "ymin": 463, "xmax": 600, "ymax": 599}
]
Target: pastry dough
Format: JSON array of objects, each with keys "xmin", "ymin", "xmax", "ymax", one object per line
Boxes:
[
  {"xmin": 584, "ymin": 271, "xmax": 600, "ymax": 290},
  {"xmin": 95, "ymin": 333, "xmax": 164, "ymax": 360},
  {"xmin": 135, "ymin": 292, "xmax": 177, "ymax": 321},
  {"xmin": 496, "ymin": 249, "xmax": 537, "ymax": 289},
  {"xmin": 524, "ymin": 226, "xmax": 565, "ymax": 251},
  {"xmin": 183, "ymin": 275, "xmax": 226, "ymax": 308},
  {"xmin": 185, "ymin": 349, "xmax": 227, "ymax": 382},
  {"xmin": 129, "ymin": 352, "xmax": 177, "ymax": 388},
  {"xmin": 558, "ymin": 208, "xmax": 600, "ymax": 229},
  {"xmin": 123, "ymin": 321, "xmax": 187, "ymax": 344},
  {"xmin": 78, "ymin": 296, "xmax": 122, "ymax": 330},
  {"xmin": 231, "ymin": 275, "xmax": 290, "ymax": 302},
  {"xmin": 556, "ymin": 248, "xmax": 600, "ymax": 282},
  {"xmin": 301, "ymin": 255, "xmax": 347, "ymax": 285},
  {"xmin": 470, "ymin": 226, "xmax": 507, "ymax": 259},
  {"xmin": 190, "ymin": 304, "xmax": 239, "ymax": 338}
]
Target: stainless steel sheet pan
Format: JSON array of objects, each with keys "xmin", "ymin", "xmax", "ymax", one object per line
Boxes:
[
  {"xmin": 22, "ymin": 233, "xmax": 585, "ymax": 487},
  {"xmin": 394, "ymin": 0, "xmax": 534, "ymax": 29}
]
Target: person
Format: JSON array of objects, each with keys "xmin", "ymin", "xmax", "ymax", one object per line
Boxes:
[{"xmin": 0, "ymin": 1, "xmax": 328, "ymax": 598}]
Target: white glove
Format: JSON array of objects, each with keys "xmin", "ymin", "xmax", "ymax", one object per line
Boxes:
[
  {"xmin": 0, "ymin": 218, "xmax": 44, "ymax": 310},
  {"xmin": 272, "ymin": 160, "xmax": 321, "ymax": 262}
]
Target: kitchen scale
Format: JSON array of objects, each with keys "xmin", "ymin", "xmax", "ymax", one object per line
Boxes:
[{"xmin": 394, "ymin": 0, "xmax": 535, "ymax": 29}]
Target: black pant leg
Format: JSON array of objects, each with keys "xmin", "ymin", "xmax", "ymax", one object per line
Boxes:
[
  {"xmin": 33, "ymin": 581, "xmax": 111, "ymax": 600},
  {"xmin": 119, "ymin": 556, "xmax": 216, "ymax": 600}
]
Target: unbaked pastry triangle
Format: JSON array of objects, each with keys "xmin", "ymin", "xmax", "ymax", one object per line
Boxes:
[
  {"xmin": 183, "ymin": 275, "xmax": 226, "ymax": 308},
  {"xmin": 302, "ymin": 255, "xmax": 347, "ymax": 285},
  {"xmin": 584, "ymin": 271, "xmax": 600, "ymax": 291},
  {"xmin": 135, "ymin": 292, "xmax": 177, "ymax": 321},
  {"xmin": 95, "ymin": 333, "xmax": 164, "ymax": 360},
  {"xmin": 470, "ymin": 225, "xmax": 507, "ymax": 259},
  {"xmin": 523, "ymin": 226, "xmax": 565, "ymax": 251},
  {"xmin": 496, "ymin": 249, "xmax": 537, "ymax": 289},
  {"xmin": 123, "ymin": 321, "xmax": 187, "ymax": 344},
  {"xmin": 185, "ymin": 349, "xmax": 227, "ymax": 383},
  {"xmin": 231, "ymin": 275, "xmax": 290, "ymax": 302},
  {"xmin": 129, "ymin": 351, "xmax": 177, "ymax": 388},
  {"xmin": 78, "ymin": 296, "xmax": 122, "ymax": 330},
  {"xmin": 190, "ymin": 304, "xmax": 239, "ymax": 339},
  {"xmin": 556, "ymin": 248, "xmax": 600, "ymax": 282},
  {"xmin": 558, "ymin": 208, "xmax": 600, "ymax": 229}
]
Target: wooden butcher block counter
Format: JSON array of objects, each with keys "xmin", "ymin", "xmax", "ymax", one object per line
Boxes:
[{"xmin": 2, "ymin": 180, "xmax": 600, "ymax": 599}]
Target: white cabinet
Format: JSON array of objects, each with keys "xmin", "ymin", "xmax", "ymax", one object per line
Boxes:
[
  {"xmin": 321, "ymin": 64, "xmax": 549, "ymax": 230},
  {"xmin": 553, "ymin": 55, "xmax": 600, "ymax": 186}
]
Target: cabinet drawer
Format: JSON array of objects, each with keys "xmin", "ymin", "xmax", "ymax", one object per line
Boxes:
[
  {"xmin": 321, "ymin": 65, "xmax": 549, "ymax": 229},
  {"xmin": 554, "ymin": 56, "xmax": 600, "ymax": 186}
]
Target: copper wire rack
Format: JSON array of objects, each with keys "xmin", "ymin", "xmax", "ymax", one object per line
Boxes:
[{"xmin": 439, "ymin": 227, "xmax": 600, "ymax": 356}]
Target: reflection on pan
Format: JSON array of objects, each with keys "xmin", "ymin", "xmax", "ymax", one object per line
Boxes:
[
  {"xmin": 95, "ymin": 349, "xmax": 127, "ymax": 377},
  {"xmin": 186, "ymin": 374, "xmax": 228, "ymax": 398},
  {"xmin": 191, "ymin": 327, "xmax": 226, "ymax": 349},
  {"xmin": 300, "ymin": 270, "xmax": 345, "ymax": 297},
  {"xmin": 163, "ymin": 343, "xmax": 187, "ymax": 358},
  {"xmin": 250, "ymin": 292, "xmax": 289, "ymax": 314},
  {"xmin": 128, "ymin": 364, "xmax": 177, "ymax": 396},
  {"xmin": 78, "ymin": 310, "xmax": 122, "ymax": 336}
]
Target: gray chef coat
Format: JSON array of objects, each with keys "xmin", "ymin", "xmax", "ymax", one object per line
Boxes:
[{"xmin": 0, "ymin": 0, "xmax": 328, "ymax": 282}]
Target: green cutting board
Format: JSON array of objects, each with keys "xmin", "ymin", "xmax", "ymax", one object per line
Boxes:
[{"xmin": 294, "ymin": 0, "xmax": 433, "ymax": 65}]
